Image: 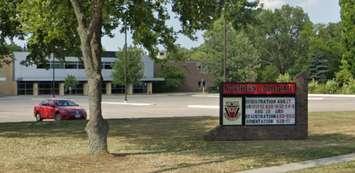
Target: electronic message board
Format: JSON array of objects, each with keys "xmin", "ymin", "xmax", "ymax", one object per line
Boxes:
[
  {"xmin": 220, "ymin": 83, "xmax": 296, "ymax": 126},
  {"xmin": 245, "ymin": 97, "xmax": 295, "ymax": 125}
]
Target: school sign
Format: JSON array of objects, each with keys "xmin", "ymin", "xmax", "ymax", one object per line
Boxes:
[{"xmin": 206, "ymin": 73, "xmax": 308, "ymax": 140}]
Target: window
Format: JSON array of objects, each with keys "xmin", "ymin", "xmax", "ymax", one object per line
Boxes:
[
  {"xmin": 37, "ymin": 63, "xmax": 50, "ymax": 69},
  {"xmin": 65, "ymin": 62, "xmax": 78, "ymax": 69},
  {"xmin": 40, "ymin": 100, "xmax": 48, "ymax": 106},
  {"xmin": 102, "ymin": 62, "xmax": 113, "ymax": 69},
  {"xmin": 55, "ymin": 100, "xmax": 79, "ymax": 106},
  {"xmin": 51, "ymin": 62, "xmax": 65, "ymax": 69},
  {"xmin": 78, "ymin": 62, "xmax": 85, "ymax": 69},
  {"xmin": 38, "ymin": 62, "xmax": 65, "ymax": 69},
  {"xmin": 17, "ymin": 81, "xmax": 33, "ymax": 95}
]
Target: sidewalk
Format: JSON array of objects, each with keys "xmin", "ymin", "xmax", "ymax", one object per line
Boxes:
[{"xmin": 239, "ymin": 153, "xmax": 355, "ymax": 173}]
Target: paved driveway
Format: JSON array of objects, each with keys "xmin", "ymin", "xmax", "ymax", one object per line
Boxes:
[{"xmin": 0, "ymin": 93, "xmax": 355, "ymax": 122}]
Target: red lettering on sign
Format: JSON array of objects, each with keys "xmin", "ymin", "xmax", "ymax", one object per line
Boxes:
[{"xmin": 223, "ymin": 83, "xmax": 296, "ymax": 95}]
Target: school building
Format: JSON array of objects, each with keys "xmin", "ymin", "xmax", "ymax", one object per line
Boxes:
[{"xmin": 0, "ymin": 51, "xmax": 163, "ymax": 96}]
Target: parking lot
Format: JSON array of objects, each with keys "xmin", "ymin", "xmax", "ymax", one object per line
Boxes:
[{"xmin": 1, "ymin": 93, "xmax": 355, "ymax": 122}]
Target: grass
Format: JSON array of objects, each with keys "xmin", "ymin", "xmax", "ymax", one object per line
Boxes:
[{"xmin": 1, "ymin": 112, "xmax": 355, "ymax": 173}]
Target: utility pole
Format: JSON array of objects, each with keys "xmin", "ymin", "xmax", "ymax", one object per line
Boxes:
[
  {"xmin": 124, "ymin": 21, "xmax": 128, "ymax": 102},
  {"xmin": 51, "ymin": 53, "xmax": 55, "ymax": 97},
  {"xmin": 223, "ymin": 15, "xmax": 227, "ymax": 82}
]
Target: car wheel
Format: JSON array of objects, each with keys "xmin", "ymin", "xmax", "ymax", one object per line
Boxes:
[
  {"xmin": 54, "ymin": 113, "xmax": 62, "ymax": 121},
  {"xmin": 35, "ymin": 113, "xmax": 42, "ymax": 122}
]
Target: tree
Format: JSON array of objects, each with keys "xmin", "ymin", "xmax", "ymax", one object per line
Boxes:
[
  {"xmin": 309, "ymin": 23, "xmax": 344, "ymax": 81},
  {"xmin": 64, "ymin": 75, "xmax": 79, "ymax": 95},
  {"xmin": 112, "ymin": 46, "xmax": 143, "ymax": 86},
  {"xmin": 338, "ymin": 0, "xmax": 355, "ymax": 76},
  {"xmin": 247, "ymin": 5, "xmax": 312, "ymax": 80},
  {"xmin": 18, "ymin": 0, "xmax": 244, "ymax": 154},
  {"xmin": 165, "ymin": 46, "xmax": 191, "ymax": 61},
  {"xmin": 309, "ymin": 55, "xmax": 329, "ymax": 83},
  {"xmin": 0, "ymin": 0, "xmax": 23, "ymax": 61},
  {"xmin": 157, "ymin": 62, "xmax": 185, "ymax": 92},
  {"xmin": 194, "ymin": 18, "xmax": 260, "ymax": 85}
]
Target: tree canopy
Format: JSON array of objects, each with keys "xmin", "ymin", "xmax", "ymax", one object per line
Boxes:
[
  {"xmin": 309, "ymin": 23, "xmax": 343, "ymax": 82},
  {"xmin": 248, "ymin": 5, "xmax": 312, "ymax": 78},
  {"xmin": 339, "ymin": 0, "xmax": 355, "ymax": 76},
  {"xmin": 112, "ymin": 46, "xmax": 143, "ymax": 85},
  {"xmin": 64, "ymin": 75, "xmax": 79, "ymax": 94},
  {"xmin": 192, "ymin": 18, "xmax": 260, "ymax": 85},
  {"xmin": 0, "ymin": 0, "xmax": 23, "ymax": 60}
]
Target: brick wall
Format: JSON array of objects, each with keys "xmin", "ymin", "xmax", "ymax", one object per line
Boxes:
[
  {"xmin": 155, "ymin": 61, "xmax": 215, "ymax": 92},
  {"xmin": 0, "ymin": 59, "xmax": 17, "ymax": 96}
]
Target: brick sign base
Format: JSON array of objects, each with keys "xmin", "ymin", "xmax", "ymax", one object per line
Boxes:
[{"xmin": 205, "ymin": 72, "xmax": 308, "ymax": 140}]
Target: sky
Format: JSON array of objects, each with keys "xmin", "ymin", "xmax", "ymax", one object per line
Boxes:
[
  {"xmin": 16, "ymin": 0, "xmax": 341, "ymax": 52},
  {"xmin": 102, "ymin": 0, "xmax": 341, "ymax": 51}
]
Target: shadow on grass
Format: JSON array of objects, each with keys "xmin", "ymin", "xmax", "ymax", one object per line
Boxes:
[
  {"xmin": 1, "ymin": 116, "xmax": 355, "ymax": 172},
  {"xmin": 107, "ymin": 117, "xmax": 355, "ymax": 172},
  {"xmin": 0, "ymin": 120, "xmax": 87, "ymax": 138}
]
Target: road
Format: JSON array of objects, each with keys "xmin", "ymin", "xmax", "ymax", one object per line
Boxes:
[{"xmin": 0, "ymin": 93, "xmax": 354, "ymax": 122}]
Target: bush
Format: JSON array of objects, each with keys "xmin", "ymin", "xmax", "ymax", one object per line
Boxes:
[
  {"xmin": 276, "ymin": 73, "xmax": 292, "ymax": 82},
  {"xmin": 339, "ymin": 80, "xmax": 355, "ymax": 94},
  {"xmin": 309, "ymin": 79, "xmax": 355, "ymax": 94},
  {"xmin": 64, "ymin": 75, "xmax": 79, "ymax": 94},
  {"xmin": 324, "ymin": 80, "xmax": 338, "ymax": 94},
  {"xmin": 156, "ymin": 64, "xmax": 185, "ymax": 92},
  {"xmin": 313, "ymin": 83, "xmax": 327, "ymax": 94},
  {"xmin": 309, "ymin": 79, "xmax": 337, "ymax": 94},
  {"xmin": 336, "ymin": 68, "xmax": 353, "ymax": 86},
  {"xmin": 308, "ymin": 79, "xmax": 319, "ymax": 93}
]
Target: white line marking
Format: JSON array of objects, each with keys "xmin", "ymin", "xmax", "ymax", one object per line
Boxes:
[
  {"xmin": 187, "ymin": 105, "xmax": 219, "ymax": 109},
  {"xmin": 191, "ymin": 94, "xmax": 219, "ymax": 98},
  {"xmin": 309, "ymin": 94, "xmax": 355, "ymax": 98},
  {"xmin": 102, "ymin": 101, "xmax": 153, "ymax": 106},
  {"xmin": 308, "ymin": 97, "xmax": 324, "ymax": 100}
]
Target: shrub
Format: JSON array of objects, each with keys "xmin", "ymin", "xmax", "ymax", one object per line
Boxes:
[
  {"xmin": 340, "ymin": 80, "xmax": 355, "ymax": 94},
  {"xmin": 157, "ymin": 64, "xmax": 185, "ymax": 92},
  {"xmin": 64, "ymin": 75, "xmax": 79, "ymax": 94},
  {"xmin": 309, "ymin": 79, "xmax": 355, "ymax": 94},
  {"xmin": 308, "ymin": 79, "xmax": 319, "ymax": 93},
  {"xmin": 276, "ymin": 73, "xmax": 292, "ymax": 82},
  {"xmin": 313, "ymin": 83, "xmax": 327, "ymax": 93},
  {"xmin": 324, "ymin": 80, "xmax": 338, "ymax": 94},
  {"xmin": 336, "ymin": 68, "xmax": 353, "ymax": 86}
]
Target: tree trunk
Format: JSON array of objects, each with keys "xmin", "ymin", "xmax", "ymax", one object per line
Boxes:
[
  {"xmin": 81, "ymin": 42, "xmax": 109, "ymax": 154},
  {"xmin": 70, "ymin": 0, "xmax": 108, "ymax": 154},
  {"xmin": 82, "ymin": 32, "xmax": 109, "ymax": 155},
  {"xmin": 85, "ymin": 72, "xmax": 109, "ymax": 154}
]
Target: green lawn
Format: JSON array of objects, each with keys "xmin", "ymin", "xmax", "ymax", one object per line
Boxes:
[{"xmin": 1, "ymin": 112, "xmax": 355, "ymax": 173}]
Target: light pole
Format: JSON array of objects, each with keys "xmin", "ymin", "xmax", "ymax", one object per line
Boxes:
[
  {"xmin": 51, "ymin": 53, "xmax": 55, "ymax": 97},
  {"xmin": 124, "ymin": 21, "xmax": 128, "ymax": 102},
  {"xmin": 223, "ymin": 16, "xmax": 227, "ymax": 82}
]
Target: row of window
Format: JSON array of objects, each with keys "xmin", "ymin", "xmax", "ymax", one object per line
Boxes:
[
  {"xmin": 17, "ymin": 81, "xmax": 147, "ymax": 95},
  {"xmin": 37, "ymin": 61, "xmax": 114, "ymax": 70}
]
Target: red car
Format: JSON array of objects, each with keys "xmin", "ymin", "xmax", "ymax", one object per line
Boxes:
[{"xmin": 34, "ymin": 98, "xmax": 87, "ymax": 121}]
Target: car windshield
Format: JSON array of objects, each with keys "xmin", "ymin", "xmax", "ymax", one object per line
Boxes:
[{"xmin": 54, "ymin": 100, "xmax": 79, "ymax": 106}]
